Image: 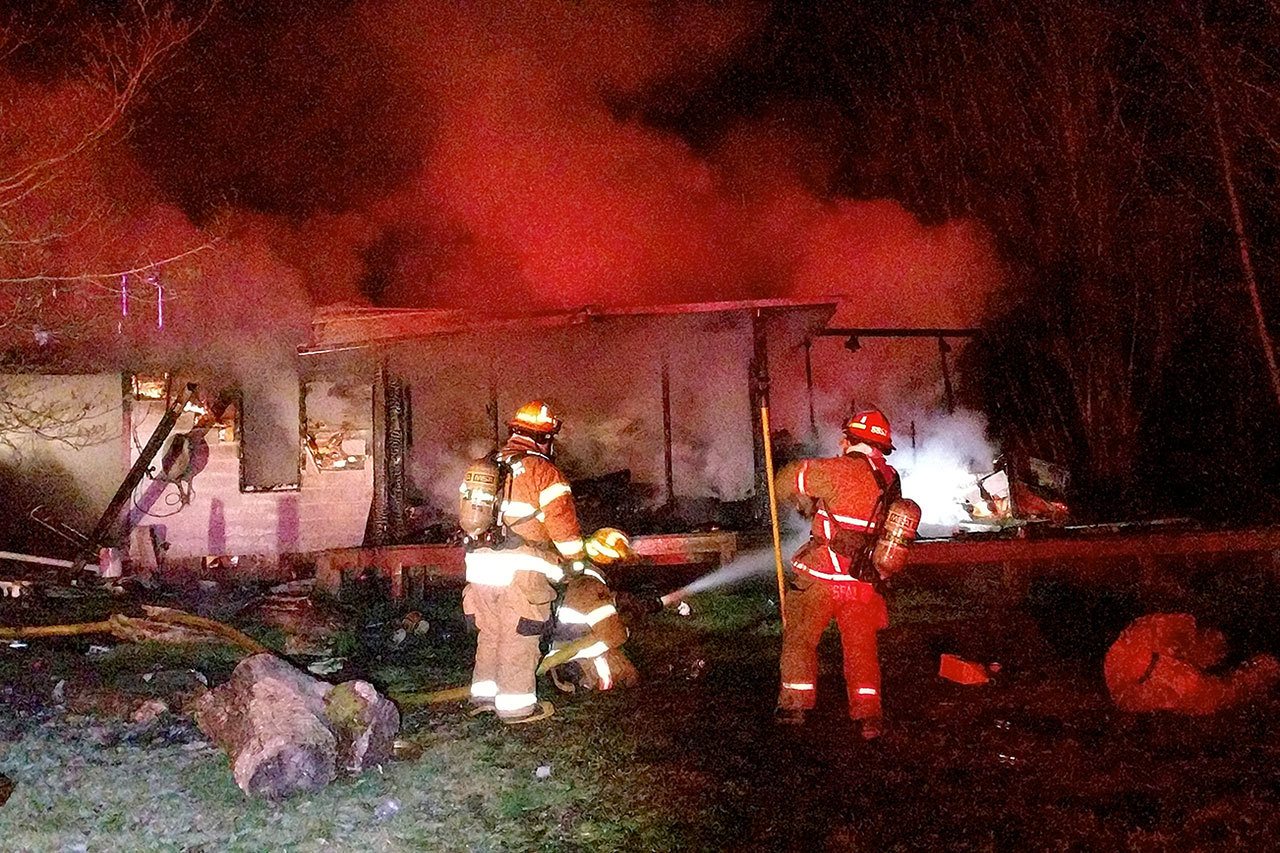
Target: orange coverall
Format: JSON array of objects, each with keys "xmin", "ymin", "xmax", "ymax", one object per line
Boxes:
[{"xmin": 775, "ymin": 448, "xmax": 897, "ymax": 721}]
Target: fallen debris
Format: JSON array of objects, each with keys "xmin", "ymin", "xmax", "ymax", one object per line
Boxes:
[
  {"xmin": 244, "ymin": 592, "xmax": 343, "ymax": 656},
  {"xmin": 0, "ymin": 606, "xmax": 268, "ymax": 656},
  {"xmin": 132, "ymin": 699, "xmax": 169, "ymax": 725},
  {"xmin": 269, "ymin": 578, "xmax": 316, "ymax": 596},
  {"xmin": 0, "ymin": 580, "xmax": 33, "ymax": 598},
  {"xmin": 401, "ymin": 611, "xmax": 430, "ymax": 635},
  {"xmin": 306, "ymin": 656, "xmax": 346, "ymax": 676},
  {"xmin": 391, "ymin": 738, "xmax": 424, "ymax": 761},
  {"xmin": 194, "ymin": 654, "xmax": 398, "ymax": 798}
]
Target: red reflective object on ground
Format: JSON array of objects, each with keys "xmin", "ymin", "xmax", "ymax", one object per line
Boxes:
[{"xmin": 939, "ymin": 653, "xmax": 990, "ymax": 685}]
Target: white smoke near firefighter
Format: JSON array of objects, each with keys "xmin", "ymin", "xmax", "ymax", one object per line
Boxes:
[
  {"xmin": 791, "ymin": 328, "xmax": 1003, "ymax": 538},
  {"xmin": 893, "ymin": 409, "xmax": 997, "ymax": 537}
]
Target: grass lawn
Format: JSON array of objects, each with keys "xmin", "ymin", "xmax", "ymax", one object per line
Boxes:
[{"xmin": 2, "ymin": 565, "xmax": 1280, "ymax": 851}]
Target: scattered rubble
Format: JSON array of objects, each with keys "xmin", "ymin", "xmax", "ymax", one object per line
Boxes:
[
  {"xmin": 132, "ymin": 699, "xmax": 169, "ymax": 725},
  {"xmin": 0, "ymin": 580, "xmax": 32, "ymax": 598},
  {"xmin": 391, "ymin": 738, "xmax": 423, "ymax": 761},
  {"xmin": 193, "ymin": 654, "xmax": 399, "ymax": 798},
  {"xmin": 243, "ymin": 591, "xmax": 343, "ymax": 656},
  {"xmin": 306, "ymin": 657, "xmax": 346, "ymax": 676}
]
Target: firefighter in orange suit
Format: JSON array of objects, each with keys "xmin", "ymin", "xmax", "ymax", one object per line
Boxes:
[
  {"xmin": 773, "ymin": 409, "xmax": 901, "ymax": 739},
  {"xmin": 548, "ymin": 530, "xmax": 641, "ymax": 693},
  {"xmin": 463, "ymin": 401, "xmax": 587, "ymax": 724},
  {"xmin": 1104, "ymin": 613, "xmax": 1280, "ymax": 714}
]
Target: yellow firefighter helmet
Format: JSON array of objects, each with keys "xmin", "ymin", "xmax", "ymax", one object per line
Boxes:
[
  {"xmin": 584, "ymin": 527, "xmax": 633, "ymax": 566},
  {"xmin": 508, "ymin": 400, "xmax": 562, "ymax": 437}
]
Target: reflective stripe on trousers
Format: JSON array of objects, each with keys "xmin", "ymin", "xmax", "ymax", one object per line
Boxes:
[{"xmin": 778, "ymin": 577, "xmax": 884, "ymax": 719}]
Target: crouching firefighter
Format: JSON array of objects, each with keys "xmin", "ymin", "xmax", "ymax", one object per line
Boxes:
[
  {"xmin": 773, "ymin": 408, "xmax": 921, "ymax": 740},
  {"xmin": 547, "ymin": 528, "xmax": 641, "ymax": 693},
  {"xmin": 458, "ymin": 401, "xmax": 586, "ymax": 725}
]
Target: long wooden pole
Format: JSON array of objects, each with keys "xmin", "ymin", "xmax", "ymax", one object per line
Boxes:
[
  {"xmin": 761, "ymin": 403, "xmax": 787, "ymax": 628},
  {"xmin": 661, "ymin": 360, "xmax": 675, "ymax": 505}
]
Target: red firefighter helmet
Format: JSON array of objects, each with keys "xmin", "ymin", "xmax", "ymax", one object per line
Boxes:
[
  {"xmin": 844, "ymin": 408, "xmax": 894, "ymax": 452},
  {"xmin": 509, "ymin": 400, "xmax": 562, "ymax": 437}
]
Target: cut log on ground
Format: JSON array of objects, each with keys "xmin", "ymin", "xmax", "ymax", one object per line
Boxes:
[{"xmin": 194, "ymin": 654, "xmax": 399, "ymax": 798}]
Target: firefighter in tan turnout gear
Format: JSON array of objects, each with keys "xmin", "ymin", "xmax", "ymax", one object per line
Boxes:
[
  {"xmin": 774, "ymin": 408, "xmax": 903, "ymax": 739},
  {"xmin": 547, "ymin": 528, "xmax": 641, "ymax": 693},
  {"xmin": 461, "ymin": 401, "xmax": 586, "ymax": 724}
]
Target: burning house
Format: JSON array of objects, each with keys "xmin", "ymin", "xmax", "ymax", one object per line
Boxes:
[{"xmin": 1, "ymin": 297, "xmax": 846, "ymax": 582}]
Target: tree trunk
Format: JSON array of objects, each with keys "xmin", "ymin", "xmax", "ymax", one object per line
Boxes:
[
  {"xmin": 194, "ymin": 654, "xmax": 398, "ymax": 798},
  {"xmin": 1197, "ymin": 10, "xmax": 1280, "ymax": 412}
]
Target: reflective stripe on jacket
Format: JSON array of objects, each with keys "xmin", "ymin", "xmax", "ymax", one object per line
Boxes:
[
  {"xmin": 776, "ymin": 448, "xmax": 898, "ymax": 582},
  {"xmin": 551, "ymin": 573, "xmax": 628, "ymax": 659},
  {"xmin": 464, "ymin": 547, "xmax": 564, "ymax": 586},
  {"xmin": 497, "ymin": 436, "xmax": 585, "ymax": 561}
]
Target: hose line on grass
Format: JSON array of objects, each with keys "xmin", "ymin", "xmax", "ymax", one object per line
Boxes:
[{"xmin": 392, "ymin": 633, "xmax": 603, "ymax": 707}]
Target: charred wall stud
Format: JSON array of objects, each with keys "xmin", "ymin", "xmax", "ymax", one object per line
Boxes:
[{"xmin": 385, "ymin": 373, "xmax": 410, "ymax": 543}]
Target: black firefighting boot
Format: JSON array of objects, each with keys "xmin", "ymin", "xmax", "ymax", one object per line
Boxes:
[{"xmin": 774, "ymin": 707, "xmax": 807, "ymax": 726}]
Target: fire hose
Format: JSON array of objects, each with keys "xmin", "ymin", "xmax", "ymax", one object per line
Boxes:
[{"xmin": 392, "ymin": 633, "xmax": 611, "ymax": 708}]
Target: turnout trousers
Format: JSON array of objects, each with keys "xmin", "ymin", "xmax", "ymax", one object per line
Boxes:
[
  {"xmin": 777, "ymin": 571, "xmax": 889, "ymax": 720},
  {"xmin": 463, "ymin": 570, "xmax": 555, "ymax": 720}
]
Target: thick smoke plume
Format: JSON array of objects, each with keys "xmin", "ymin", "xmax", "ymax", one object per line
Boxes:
[
  {"xmin": 5, "ymin": 1, "xmax": 1006, "ymax": 526},
  {"xmin": 9, "ymin": 1, "xmax": 1002, "ymax": 368},
  {"xmin": 338, "ymin": 1, "xmax": 1004, "ymax": 319}
]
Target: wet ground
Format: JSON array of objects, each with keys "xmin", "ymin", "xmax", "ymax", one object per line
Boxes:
[{"xmin": 0, "ymin": 562, "xmax": 1279, "ymax": 850}]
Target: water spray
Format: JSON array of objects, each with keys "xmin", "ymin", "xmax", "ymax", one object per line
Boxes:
[
  {"xmin": 653, "ymin": 400, "xmax": 794, "ymax": 616},
  {"xmin": 655, "ymin": 530, "xmax": 807, "ymax": 609}
]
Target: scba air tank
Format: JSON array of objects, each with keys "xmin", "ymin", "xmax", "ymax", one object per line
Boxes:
[
  {"xmin": 459, "ymin": 456, "xmax": 503, "ymax": 539},
  {"xmin": 871, "ymin": 498, "xmax": 922, "ymax": 579}
]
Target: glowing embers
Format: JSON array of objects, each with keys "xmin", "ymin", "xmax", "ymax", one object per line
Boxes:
[
  {"xmin": 959, "ymin": 453, "xmax": 1070, "ymax": 529},
  {"xmin": 131, "ymin": 373, "xmax": 170, "ymax": 401},
  {"xmin": 131, "ymin": 375, "xmax": 238, "ymax": 441}
]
